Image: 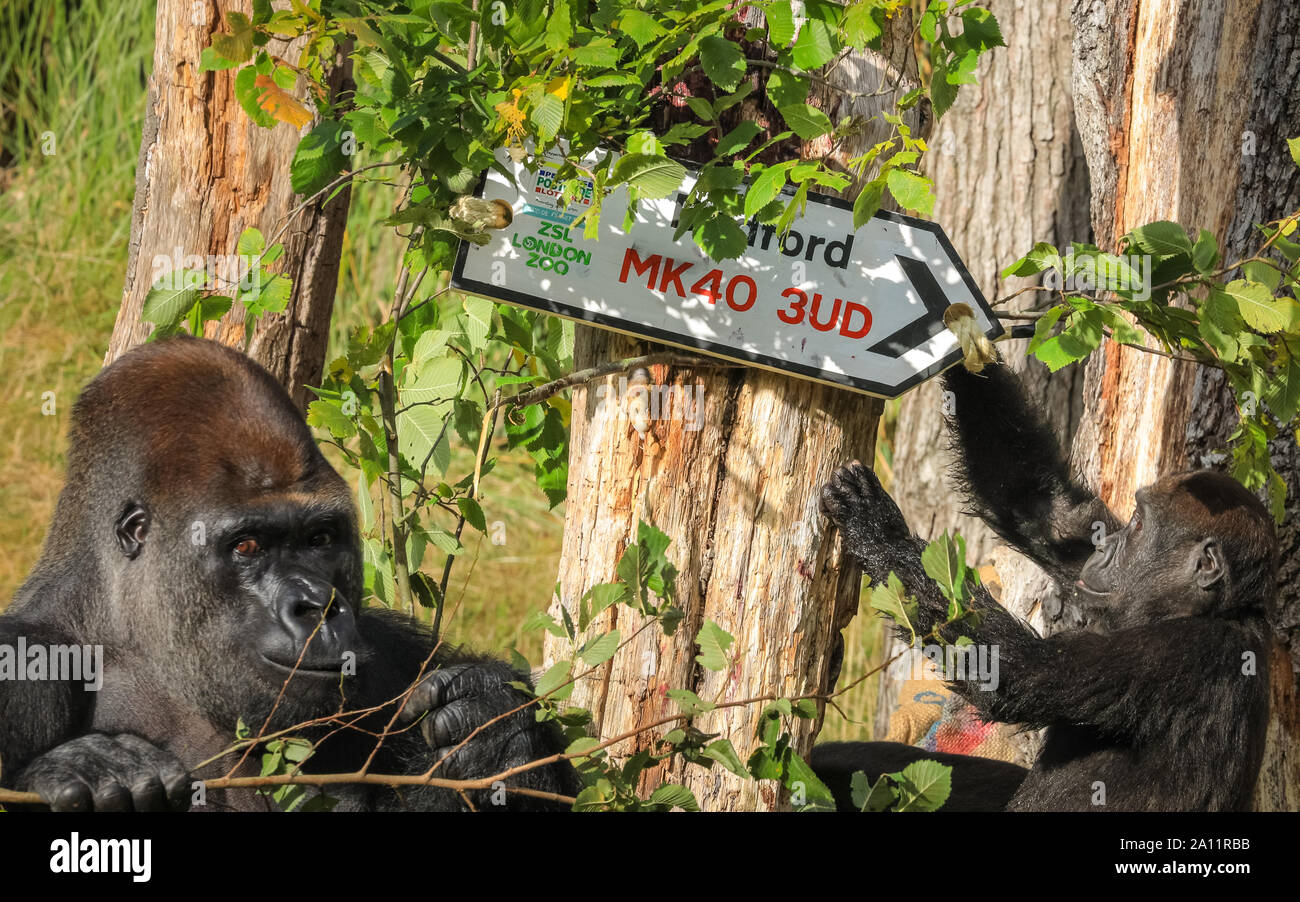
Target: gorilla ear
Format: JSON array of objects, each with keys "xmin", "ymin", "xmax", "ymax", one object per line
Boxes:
[
  {"xmin": 1193, "ymin": 539, "xmax": 1226, "ymax": 590},
  {"xmin": 115, "ymin": 503, "xmax": 150, "ymax": 559}
]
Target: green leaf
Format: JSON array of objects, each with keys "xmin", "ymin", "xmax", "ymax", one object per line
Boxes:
[
  {"xmin": 766, "ymin": 1, "xmax": 796, "ymax": 45},
  {"xmin": 578, "ymin": 630, "xmax": 620, "ymax": 667},
  {"xmin": 455, "ymin": 497, "xmax": 487, "ymax": 532},
  {"xmin": 141, "ymin": 279, "xmax": 201, "ymax": 330},
  {"xmin": 1097, "ymin": 306, "xmax": 1144, "ymax": 346},
  {"xmin": 885, "ymin": 168, "xmax": 934, "ymax": 217},
  {"xmin": 792, "ymin": 14, "xmax": 836, "ymax": 70},
  {"xmin": 291, "ymin": 121, "xmax": 350, "ymax": 197},
  {"xmin": 1127, "ymin": 221, "xmax": 1193, "ymax": 258},
  {"xmin": 212, "ymin": 11, "xmax": 254, "ymax": 64},
  {"xmin": 785, "ymin": 751, "xmax": 836, "ymax": 811},
  {"xmin": 307, "ymin": 400, "xmax": 356, "ymax": 439},
  {"xmin": 609, "ymin": 153, "xmax": 686, "ymax": 199},
  {"xmin": 619, "ymin": 9, "xmax": 666, "ymax": 47},
  {"xmin": 579, "ymin": 582, "xmax": 625, "ymax": 631},
  {"xmin": 1224, "ymin": 279, "xmax": 1290, "ymax": 333},
  {"xmin": 1265, "ymin": 337, "xmax": 1300, "ymax": 424},
  {"xmin": 646, "ymin": 783, "xmax": 699, "ymax": 811},
  {"xmin": 1288, "ymin": 135, "xmax": 1300, "ymax": 168},
  {"xmin": 869, "ymin": 573, "xmax": 916, "ymax": 645},
  {"xmin": 848, "ymin": 771, "xmax": 884, "ymax": 811},
  {"xmin": 666, "ymin": 688, "xmax": 716, "ymax": 716},
  {"xmin": 921, "ymin": 531, "xmax": 966, "ymax": 602},
  {"xmin": 693, "ymin": 215, "xmax": 748, "ymax": 261},
  {"xmin": 237, "ymin": 227, "xmax": 266, "ymax": 258},
  {"xmin": 702, "ymin": 739, "xmax": 749, "ymax": 777},
  {"xmin": 529, "ymin": 92, "xmax": 564, "ymax": 142},
  {"xmin": 1192, "ymin": 229, "xmax": 1219, "ymax": 273},
  {"xmin": 699, "ymin": 36, "xmax": 746, "ymax": 92},
  {"xmin": 745, "ymin": 163, "xmax": 792, "ymax": 219},
  {"xmin": 1002, "ymin": 241, "xmax": 1061, "ymax": 278},
  {"xmin": 779, "ymin": 103, "xmax": 833, "ymax": 141},
  {"xmin": 199, "ymin": 46, "xmax": 241, "ymax": 72},
  {"xmin": 765, "ymin": 69, "xmax": 807, "ymax": 108},
  {"xmin": 694, "ymin": 619, "xmax": 735, "ymax": 672},
  {"xmin": 843, "ymin": 1, "xmax": 883, "ymax": 50},
  {"xmin": 404, "ymin": 356, "xmax": 463, "ymax": 405},
  {"xmin": 233, "ymin": 65, "xmax": 277, "ymax": 128},
  {"xmin": 397, "ymin": 405, "xmax": 447, "ymax": 471},
  {"xmin": 960, "ymin": 7, "xmax": 1005, "ymax": 51},
  {"xmin": 463, "ymin": 295, "xmax": 495, "ymax": 349},
  {"xmin": 894, "ymin": 759, "xmax": 953, "ymax": 812},
  {"xmin": 534, "ymin": 660, "xmax": 572, "ymax": 698},
  {"xmin": 852, "ymin": 176, "xmax": 885, "ymax": 229},
  {"xmin": 1027, "ymin": 304, "xmax": 1065, "ymax": 353},
  {"xmin": 716, "ymin": 122, "xmax": 762, "ymax": 157},
  {"xmin": 1033, "ymin": 308, "xmax": 1104, "ymax": 372}
]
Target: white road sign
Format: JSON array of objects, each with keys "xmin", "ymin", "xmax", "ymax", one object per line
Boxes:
[{"xmin": 451, "ymin": 148, "xmax": 1002, "ymax": 398}]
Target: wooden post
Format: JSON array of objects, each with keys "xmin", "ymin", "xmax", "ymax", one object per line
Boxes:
[
  {"xmin": 1068, "ymin": 0, "xmax": 1300, "ymax": 809},
  {"xmin": 542, "ymin": 14, "xmax": 927, "ymax": 811},
  {"xmin": 109, "ymin": 0, "xmax": 352, "ymax": 409}
]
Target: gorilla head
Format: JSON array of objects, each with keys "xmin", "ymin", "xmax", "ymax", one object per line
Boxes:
[
  {"xmin": 1076, "ymin": 470, "xmax": 1279, "ymax": 627},
  {"xmin": 4, "ymin": 337, "xmax": 576, "ymax": 811},
  {"xmin": 24, "ymin": 338, "xmax": 367, "ymax": 730}
]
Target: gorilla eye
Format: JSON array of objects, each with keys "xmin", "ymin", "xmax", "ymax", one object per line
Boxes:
[
  {"xmin": 309, "ymin": 531, "xmax": 333, "ymax": 548},
  {"xmin": 233, "ymin": 537, "xmax": 262, "ymax": 557}
]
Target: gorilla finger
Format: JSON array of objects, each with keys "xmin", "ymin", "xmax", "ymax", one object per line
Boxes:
[
  {"xmin": 119, "ymin": 772, "xmax": 168, "ymax": 812},
  {"xmin": 33, "ymin": 772, "xmax": 95, "ymax": 813},
  {"xmin": 115, "ymin": 734, "xmax": 191, "ymax": 808},
  {"xmin": 92, "ymin": 779, "xmax": 134, "ymax": 812},
  {"xmin": 423, "ymin": 698, "xmax": 480, "ymax": 749},
  {"xmin": 396, "ymin": 663, "xmax": 475, "ymax": 725}
]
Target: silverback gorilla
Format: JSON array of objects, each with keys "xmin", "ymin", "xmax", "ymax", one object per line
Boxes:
[
  {"xmin": 0, "ymin": 338, "xmax": 576, "ymax": 811},
  {"xmin": 814, "ymin": 362, "xmax": 1277, "ymax": 811}
]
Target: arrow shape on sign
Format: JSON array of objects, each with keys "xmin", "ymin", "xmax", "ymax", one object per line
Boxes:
[{"xmin": 865, "ymin": 255, "xmax": 951, "ymax": 358}]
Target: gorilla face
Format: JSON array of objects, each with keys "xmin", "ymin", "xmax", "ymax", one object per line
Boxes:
[
  {"xmin": 1076, "ymin": 470, "xmax": 1273, "ymax": 628},
  {"xmin": 211, "ymin": 500, "xmax": 362, "ymax": 679},
  {"xmin": 126, "ymin": 487, "xmax": 370, "ymax": 731}
]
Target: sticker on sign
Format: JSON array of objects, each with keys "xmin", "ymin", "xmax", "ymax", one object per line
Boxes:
[{"xmin": 452, "ymin": 148, "xmax": 1002, "ymax": 398}]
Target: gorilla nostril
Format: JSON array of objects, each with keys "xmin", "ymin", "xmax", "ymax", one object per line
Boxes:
[{"xmin": 292, "ymin": 600, "xmax": 322, "ymax": 622}]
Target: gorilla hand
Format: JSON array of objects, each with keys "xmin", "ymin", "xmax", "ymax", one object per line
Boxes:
[
  {"xmin": 819, "ymin": 460, "xmax": 919, "ymax": 584},
  {"xmin": 15, "ymin": 733, "xmax": 191, "ymax": 812},
  {"xmin": 396, "ymin": 661, "xmax": 546, "ymax": 779}
]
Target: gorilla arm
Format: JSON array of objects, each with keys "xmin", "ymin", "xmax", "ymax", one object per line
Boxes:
[
  {"xmin": 321, "ymin": 611, "xmax": 578, "ymax": 811},
  {"xmin": 0, "ymin": 615, "xmax": 90, "ymax": 782},
  {"xmin": 941, "ymin": 364, "xmax": 1121, "ymax": 583},
  {"xmin": 818, "ymin": 462, "xmax": 1261, "ymax": 743},
  {"xmin": 0, "ymin": 614, "xmax": 191, "ymax": 811}
]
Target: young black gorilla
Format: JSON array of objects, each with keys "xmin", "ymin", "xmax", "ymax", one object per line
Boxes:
[
  {"xmin": 814, "ymin": 363, "xmax": 1277, "ymax": 811},
  {"xmin": 0, "ymin": 338, "xmax": 577, "ymax": 811}
]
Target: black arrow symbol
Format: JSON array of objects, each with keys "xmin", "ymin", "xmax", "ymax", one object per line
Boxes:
[{"xmin": 865, "ymin": 255, "xmax": 951, "ymax": 358}]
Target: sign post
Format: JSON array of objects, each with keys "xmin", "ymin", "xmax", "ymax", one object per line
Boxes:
[{"xmin": 453, "ymin": 148, "xmax": 1000, "ymax": 398}]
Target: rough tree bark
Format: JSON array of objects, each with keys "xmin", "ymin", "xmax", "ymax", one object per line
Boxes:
[
  {"xmin": 1069, "ymin": 0, "xmax": 1300, "ymax": 810},
  {"xmin": 109, "ymin": 0, "xmax": 352, "ymax": 409},
  {"xmin": 542, "ymin": 17, "xmax": 926, "ymax": 810},
  {"xmin": 875, "ymin": 0, "xmax": 1091, "ymax": 741}
]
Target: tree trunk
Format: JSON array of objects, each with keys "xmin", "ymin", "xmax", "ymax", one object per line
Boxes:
[
  {"xmin": 109, "ymin": 0, "xmax": 352, "ymax": 410},
  {"xmin": 1069, "ymin": 0, "xmax": 1300, "ymax": 810},
  {"xmin": 876, "ymin": 0, "xmax": 1091, "ymax": 741},
  {"xmin": 542, "ymin": 16, "xmax": 925, "ymax": 810}
]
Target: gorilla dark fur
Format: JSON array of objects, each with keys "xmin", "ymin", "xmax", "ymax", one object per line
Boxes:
[
  {"xmin": 814, "ymin": 363, "xmax": 1276, "ymax": 812},
  {"xmin": 0, "ymin": 337, "xmax": 577, "ymax": 811}
]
